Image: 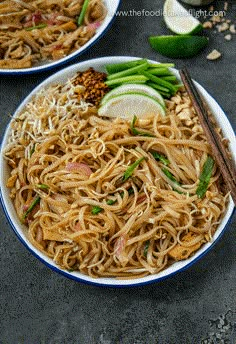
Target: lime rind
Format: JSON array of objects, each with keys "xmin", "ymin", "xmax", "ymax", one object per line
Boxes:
[
  {"xmin": 101, "ymin": 83, "xmax": 165, "ymax": 108},
  {"xmin": 98, "ymin": 93, "xmax": 166, "ymax": 119},
  {"xmin": 149, "ymin": 35, "xmax": 209, "ymax": 58},
  {"xmin": 163, "ymin": 0, "xmax": 203, "ymax": 35}
]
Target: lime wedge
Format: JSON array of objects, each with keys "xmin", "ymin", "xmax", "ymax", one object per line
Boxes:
[
  {"xmin": 101, "ymin": 84, "xmax": 165, "ymax": 108},
  {"xmin": 149, "ymin": 35, "xmax": 208, "ymax": 58},
  {"xmin": 98, "ymin": 93, "xmax": 166, "ymax": 119},
  {"xmin": 163, "ymin": 0, "xmax": 203, "ymax": 35}
]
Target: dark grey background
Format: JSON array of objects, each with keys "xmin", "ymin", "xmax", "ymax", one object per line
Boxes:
[{"xmin": 0, "ymin": 1, "xmax": 235, "ymax": 343}]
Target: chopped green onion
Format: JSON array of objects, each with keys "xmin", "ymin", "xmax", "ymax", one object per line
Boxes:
[
  {"xmin": 91, "ymin": 189, "xmax": 134, "ymax": 214},
  {"xmin": 36, "ymin": 184, "xmax": 49, "ymax": 190},
  {"xmin": 91, "ymin": 206, "xmax": 103, "ymax": 215},
  {"xmin": 196, "ymin": 156, "xmax": 214, "ymax": 198},
  {"xmin": 148, "ymin": 63, "xmax": 175, "ymax": 68},
  {"xmin": 162, "ymin": 168, "xmax": 181, "ymax": 186},
  {"xmin": 105, "ymin": 75, "xmax": 148, "ymax": 87},
  {"xmin": 91, "ymin": 199, "xmax": 117, "ymax": 214},
  {"xmin": 123, "ymin": 157, "xmax": 146, "ymax": 182},
  {"xmin": 131, "ymin": 115, "xmax": 155, "ymax": 137},
  {"xmin": 144, "ymin": 240, "xmax": 150, "ymax": 257},
  {"xmin": 22, "ymin": 196, "xmax": 40, "ymax": 220},
  {"xmin": 78, "ymin": 0, "xmax": 90, "ymax": 25},
  {"xmin": 120, "ymin": 187, "xmax": 134, "ymax": 198},
  {"xmin": 106, "ymin": 199, "xmax": 117, "ymax": 205},
  {"xmin": 146, "ymin": 81, "xmax": 170, "ymax": 93},
  {"xmin": 30, "ymin": 144, "xmax": 35, "ymax": 157},
  {"xmin": 148, "ymin": 68, "xmax": 173, "ymax": 76},
  {"xmin": 25, "ymin": 24, "xmax": 47, "ymax": 31},
  {"xmin": 107, "ymin": 62, "xmax": 149, "ymax": 80},
  {"xmin": 161, "ymin": 76, "xmax": 177, "ymax": 82},
  {"xmin": 106, "ymin": 59, "xmax": 148, "ymax": 74},
  {"xmin": 158, "ymin": 91, "xmax": 171, "ymax": 98},
  {"xmin": 142, "ymin": 71, "xmax": 176, "ymax": 95},
  {"xmin": 151, "ymin": 151, "xmax": 170, "ymax": 166}
]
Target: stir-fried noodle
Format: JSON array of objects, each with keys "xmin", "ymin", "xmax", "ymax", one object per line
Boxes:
[
  {"xmin": 0, "ymin": 0, "xmax": 106, "ymax": 69},
  {"xmin": 4, "ymin": 73, "xmax": 228, "ymax": 278}
]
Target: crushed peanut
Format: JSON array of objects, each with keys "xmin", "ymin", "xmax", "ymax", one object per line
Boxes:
[
  {"xmin": 217, "ymin": 22, "xmax": 229, "ymax": 32},
  {"xmin": 224, "ymin": 34, "xmax": 232, "ymax": 41},
  {"xmin": 229, "ymin": 24, "xmax": 236, "ymax": 33},
  {"xmin": 73, "ymin": 68, "xmax": 110, "ymax": 106},
  {"xmin": 207, "ymin": 49, "xmax": 222, "ymax": 60},
  {"xmin": 203, "ymin": 21, "xmax": 213, "ymax": 29}
]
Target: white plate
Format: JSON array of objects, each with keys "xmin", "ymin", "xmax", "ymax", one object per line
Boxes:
[
  {"xmin": 0, "ymin": 0, "xmax": 121, "ymax": 75},
  {"xmin": 0, "ymin": 56, "xmax": 235, "ymax": 287}
]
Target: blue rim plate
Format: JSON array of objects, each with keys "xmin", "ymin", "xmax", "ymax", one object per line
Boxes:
[
  {"xmin": 0, "ymin": 56, "xmax": 235, "ymax": 287},
  {"xmin": 0, "ymin": 0, "xmax": 121, "ymax": 75}
]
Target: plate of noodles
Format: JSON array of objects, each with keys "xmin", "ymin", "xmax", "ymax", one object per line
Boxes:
[
  {"xmin": 0, "ymin": 0, "xmax": 120, "ymax": 74},
  {"xmin": 0, "ymin": 56, "xmax": 235, "ymax": 287}
]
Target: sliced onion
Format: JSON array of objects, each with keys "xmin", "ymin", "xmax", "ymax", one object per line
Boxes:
[
  {"xmin": 66, "ymin": 162, "xmax": 92, "ymax": 176},
  {"xmin": 86, "ymin": 21, "xmax": 101, "ymax": 31}
]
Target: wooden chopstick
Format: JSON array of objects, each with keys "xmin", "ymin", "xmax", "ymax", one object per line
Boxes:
[{"xmin": 180, "ymin": 68, "xmax": 236, "ymax": 206}]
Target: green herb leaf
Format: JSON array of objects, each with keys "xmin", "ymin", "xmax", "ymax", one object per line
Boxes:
[
  {"xmin": 25, "ymin": 24, "xmax": 47, "ymax": 31},
  {"xmin": 144, "ymin": 240, "xmax": 150, "ymax": 257},
  {"xmin": 78, "ymin": 0, "xmax": 90, "ymax": 25},
  {"xmin": 196, "ymin": 156, "xmax": 214, "ymax": 198},
  {"xmin": 131, "ymin": 116, "xmax": 155, "ymax": 137},
  {"xmin": 123, "ymin": 157, "xmax": 146, "ymax": 182},
  {"xmin": 151, "ymin": 151, "xmax": 170, "ymax": 166},
  {"xmin": 22, "ymin": 196, "xmax": 40, "ymax": 220}
]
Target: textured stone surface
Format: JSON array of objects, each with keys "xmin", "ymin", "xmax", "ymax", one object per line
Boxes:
[{"xmin": 0, "ymin": 1, "xmax": 235, "ymax": 343}]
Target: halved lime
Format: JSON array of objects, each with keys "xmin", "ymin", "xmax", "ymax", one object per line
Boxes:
[
  {"xmin": 163, "ymin": 0, "xmax": 203, "ymax": 35},
  {"xmin": 101, "ymin": 84, "xmax": 165, "ymax": 108},
  {"xmin": 149, "ymin": 35, "xmax": 208, "ymax": 58},
  {"xmin": 98, "ymin": 93, "xmax": 166, "ymax": 119}
]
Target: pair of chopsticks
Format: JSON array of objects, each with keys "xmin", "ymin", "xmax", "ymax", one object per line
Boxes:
[{"xmin": 180, "ymin": 68, "xmax": 236, "ymax": 206}]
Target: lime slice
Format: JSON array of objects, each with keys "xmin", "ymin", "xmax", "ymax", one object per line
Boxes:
[
  {"xmin": 98, "ymin": 93, "xmax": 166, "ymax": 119},
  {"xmin": 163, "ymin": 0, "xmax": 203, "ymax": 35},
  {"xmin": 149, "ymin": 35, "xmax": 208, "ymax": 58},
  {"xmin": 101, "ymin": 83, "xmax": 165, "ymax": 108}
]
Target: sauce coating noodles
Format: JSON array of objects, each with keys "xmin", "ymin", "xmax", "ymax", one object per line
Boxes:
[{"xmin": 5, "ymin": 74, "xmax": 228, "ymax": 278}]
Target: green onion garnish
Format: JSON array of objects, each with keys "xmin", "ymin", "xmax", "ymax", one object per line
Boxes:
[
  {"xmin": 36, "ymin": 184, "xmax": 49, "ymax": 190},
  {"xmin": 30, "ymin": 144, "xmax": 35, "ymax": 157},
  {"xmin": 122, "ymin": 157, "xmax": 146, "ymax": 182},
  {"xmin": 25, "ymin": 24, "xmax": 47, "ymax": 31},
  {"xmin": 151, "ymin": 151, "xmax": 170, "ymax": 166},
  {"xmin": 143, "ymin": 240, "xmax": 150, "ymax": 257},
  {"xmin": 162, "ymin": 168, "xmax": 181, "ymax": 186},
  {"xmin": 131, "ymin": 115, "xmax": 155, "ymax": 137},
  {"xmin": 78, "ymin": 0, "xmax": 90, "ymax": 26},
  {"xmin": 22, "ymin": 196, "xmax": 40, "ymax": 220},
  {"xmin": 196, "ymin": 156, "xmax": 214, "ymax": 198}
]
